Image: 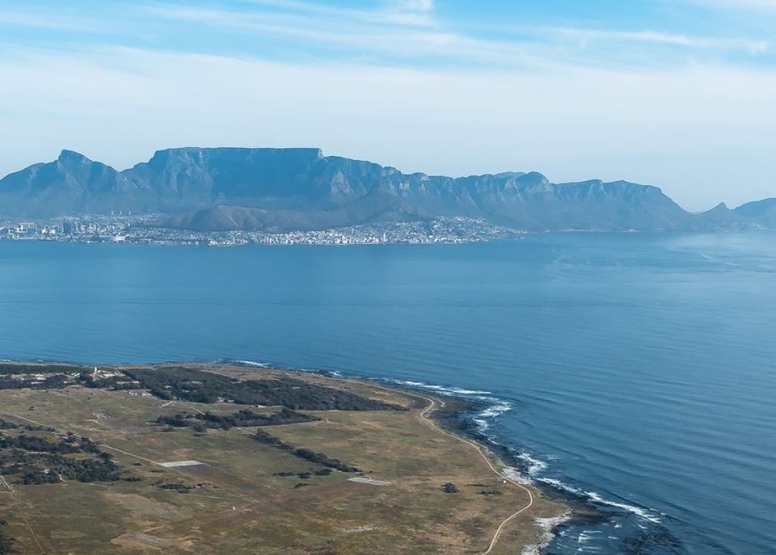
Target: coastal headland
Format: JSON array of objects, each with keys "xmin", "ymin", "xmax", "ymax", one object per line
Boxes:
[{"xmin": 0, "ymin": 362, "xmax": 565, "ymax": 555}]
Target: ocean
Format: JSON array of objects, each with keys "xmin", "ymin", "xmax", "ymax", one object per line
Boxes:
[{"xmin": 0, "ymin": 233, "xmax": 774, "ymax": 555}]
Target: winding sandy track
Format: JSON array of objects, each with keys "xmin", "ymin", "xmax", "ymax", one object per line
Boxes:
[
  {"xmin": 368, "ymin": 385, "xmax": 535, "ymax": 555},
  {"xmin": 417, "ymin": 394, "xmax": 535, "ymax": 555},
  {"xmin": 0, "ymin": 411, "xmax": 46, "ymax": 427}
]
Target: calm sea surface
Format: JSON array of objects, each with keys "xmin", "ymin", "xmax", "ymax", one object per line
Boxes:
[{"xmin": 0, "ymin": 234, "xmax": 774, "ymax": 555}]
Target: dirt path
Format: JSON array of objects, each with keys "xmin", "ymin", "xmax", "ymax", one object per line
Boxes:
[
  {"xmin": 0, "ymin": 475, "xmax": 13, "ymax": 493},
  {"xmin": 418, "ymin": 395, "xmax": 535, "ymax": 555},
  {"xmin": 1, "ymin": 388, "xmax": 535, "ymax": 554},
  {"xmin": 369, "ymin": 385, "xmax": 535, "ymax": 555},
  {"xmin": 101, "ymin": 444, "xmax": 162, "ymax": 466},
  {"xmin": 0, "ymin": 470, "xmax": 45, "ymax": 554},
  {"xmin": 0, "ymin": 411, "xmax": 47, "ymax": 427}
]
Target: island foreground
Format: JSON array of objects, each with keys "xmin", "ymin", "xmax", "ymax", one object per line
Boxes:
[{"xmin": 0, "ymin": 362, "xmax": 564, "ymax": 555}]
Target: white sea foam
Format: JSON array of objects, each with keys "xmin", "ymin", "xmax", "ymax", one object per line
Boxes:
[
  {"xmin": 579, "ymin": 530, "xmax": 604, "ymax": 544},
  {"xmin": 390, "ymin": 378, "xmax": 512, "ymax": 435},
  {"xmin": 538, "ymin": 513, "xmax": 573, "ymax": 531},
  {"xmin": 389, "ymin": 379, "xmax": 535, "ymax": 482},
  {"xmin": 472, "ymin": 400, "xmax": 513, "ymax": 432},
  {"xmin": 577, "ymin": 532, "xmax": 604, "ymax": 554},
  {"xmin": 233, "ymin": 360, "xmax": 271, "ymax": 368},
  {"xmin": 521, "ymin": 512, "xmax": 572, "ymax": 555},
  {"xmin": 515, "ymin": 451, "xmax": 548, "ymax": 476},
  {"xmin": 389, "ymin": 379, "xmax": 491, "ymax": 396},
  {"xmin": 538, "ymin": 478, "xmax": 661, "ymax": 524},
  {"xmin": 586, "ymin": 493, "xmax": 662, "ymax": 524},
  {"xmin": 477, "ymin": 402, "xmax": 512, "ymax": 419},
  {"xmin": 390, "ymin": 374, "xmax": 649, "ymax": 536},
  {"xmin": 427, "ymin": 385, "xmax": 492, "ymax": 396}
]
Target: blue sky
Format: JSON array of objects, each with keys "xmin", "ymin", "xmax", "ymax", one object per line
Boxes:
[{"xmin": 2, "ymin": 0, "xmax": 776, "ymax": 209}]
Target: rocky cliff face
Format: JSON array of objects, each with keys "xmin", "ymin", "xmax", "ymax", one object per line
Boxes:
[{"xmin": 0, "ymin": 147, "xmax": 748, "ymax": 232}]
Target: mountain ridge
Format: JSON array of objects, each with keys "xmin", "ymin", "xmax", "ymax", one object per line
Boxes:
[{"xmin": 0, "ymin": 147, "xmax": 772, "ymax": 232}]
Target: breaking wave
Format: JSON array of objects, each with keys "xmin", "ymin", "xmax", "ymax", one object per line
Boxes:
[
  {"xmin": 390, "ymin": 379, "xmax": 492, "ymax": 396},
  {"xmin": 387, "ymin": 379, "xmax": 513, "ymax": 436},
  {"xmin": 386, "ymin": 374, "xmax": 665, "ymax": 551},
  {"xmin": 539, "ymin": 478, "xmax": 661, "ymax": 524},
  {"xmin": 232, "ymin": 359, "xmax": 272, "ymax": 368},
  {"xmin": 227, "ymin": 367, "xmax": 665, "ymax": 545}
]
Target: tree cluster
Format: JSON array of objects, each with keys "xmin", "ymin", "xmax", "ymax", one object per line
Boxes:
[
  {"xmin": 0, "ymin": 420, "xmax": 20, "ymax": 430},
  {"xmin": 0, "ymin": 374, "xmax": 69, "ymax": 391},
  {"xmin": 253, "ymin": 429, "xmax": 360, "ymax": 473},
  {"xmin": 0, "ymin": 364, "xmax": 142, "ymax": 392},
  {"xmin": 127, "ymin": 367, "xmax": 405, "ymax": 411},
  {"xmin": 0, "ymin": 363, "xmax": 84, "ymax": 376},
  {"xmin": 7, "ymin": 453, "xmax": 122, "ymax": 485},
  {"xmin": 0, "ymin": 519, "xmax": 14, "ymax": 555},
  {"xmin": 478, "ymin": 489, "xmax": 503, "ymax": 496},
  {"xmin": 0, "ymin": 433, "xmax": 101, "ymax": 455},
  {"xmin": 442, "ymin": 482, "xmax": 459, "ymax": 493},
  {"xmin": 0, "ymin": 364, "xmax": 83, "ymax": 392},
  {"xmin": 75, "ymin": 373, "xmax": 142, "ymax": 391},
  {"xmin": 156, "ymin": 407, "xmax": 320, "ymax": 431},
  {"xmin": 0, "ymin": 431, "xmax": 128, "ymax": 485},
  {"xmin": 154, "ymin": 481, "xmax": 196, "ymax": 493}
]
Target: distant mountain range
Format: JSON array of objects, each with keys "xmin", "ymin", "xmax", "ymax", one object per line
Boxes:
[{"xmin": 0, "ymin": 148, "xmax": 773, "ymax": 232}]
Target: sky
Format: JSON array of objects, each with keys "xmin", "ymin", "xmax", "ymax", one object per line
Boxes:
[{"xmin": 1, "ymin": 1, "xmax": 775, "ymax": 210}]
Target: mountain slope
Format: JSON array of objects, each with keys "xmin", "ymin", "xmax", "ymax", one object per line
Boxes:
[
  {"xmin": 699, "ymin": 199, "xmax": 776, "ymax": 229},
  {"xmin": 164, "ymin": 190, "xmax": 422, "ymax": 232},
  {"xmin": 0, "ymin": 151, "xmax": 140, "ymax": 217},
  {"xmin": 734, "ymin": 198, "xmax": 776, "ymax": 228},
  {"xmin": 0, "ymin": 147, "xmax": 717, "ymax": 232}
]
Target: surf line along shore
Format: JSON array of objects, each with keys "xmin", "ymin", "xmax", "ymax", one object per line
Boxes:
[{"xmin": 368, "ymin": 381, "xmax": 562, "ymax": 555}]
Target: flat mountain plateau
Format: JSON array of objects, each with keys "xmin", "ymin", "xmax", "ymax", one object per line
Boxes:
[
  {"xmin": 2, "ymin": 148, "xmax": 773, "ymax": 232},
  {"xmin": 0, "ymin": 363, "xmax": 563, "ymax": 555}
]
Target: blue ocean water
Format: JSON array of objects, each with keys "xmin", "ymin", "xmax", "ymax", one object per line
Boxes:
[{"xmin": 0, "ymin": 233, "xmax": 774, "ymax": 555}]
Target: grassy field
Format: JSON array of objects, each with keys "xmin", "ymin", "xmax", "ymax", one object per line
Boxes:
[{"xmin": 0, "ymin": 364, "xmax": 565, "ymax": 554}]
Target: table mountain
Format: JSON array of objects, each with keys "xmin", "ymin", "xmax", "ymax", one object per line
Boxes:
[{"xmin": 0, "ymin": 147, "xmax": 724, "ymax": 232}]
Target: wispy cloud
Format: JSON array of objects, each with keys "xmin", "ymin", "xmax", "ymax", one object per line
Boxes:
[
  {"xmin": 2, "ymin": 44, "xmax": 776, "ymax": 208},
  {"xmin": 141, "ymin": 3, "xmax": 547, "ymax": 67},
  {"xmin": 551, "ymin": 28, "xmax": 769, "ymax": 54},
  {"xmin": 238, "ymin": 0, "xmax": 437, "ymax": 27},
  {"xmin": 140, "ymin": 1, "xmax": 771, "ymax": 70},
  {"xmin": 680, "ymin": 0, "xmax": 776, "ymax": 11},
  {"xmin": 385, "ymin": 0, "xmax": 436, "ymax": 26},
  {"xmin": 0, "ymin": 1, "xmax": 772, "ymax": 71},
  {"xmin": 0, "ymin": 10, "xmax": 113, "ymax": 33}
]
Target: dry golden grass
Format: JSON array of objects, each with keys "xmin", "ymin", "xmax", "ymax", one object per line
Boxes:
[{"xmin": 0, "ymin": 365, "xmax": 565, "ymax": 554}]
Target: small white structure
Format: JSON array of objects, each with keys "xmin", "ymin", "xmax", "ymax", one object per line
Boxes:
[
  {"xmin": 158, "ymin": 460, "xmax": 205, "ymax": 468},
  {"xmin": 348, "ymin": 476, "xmax": 392, "ymax": 487}
]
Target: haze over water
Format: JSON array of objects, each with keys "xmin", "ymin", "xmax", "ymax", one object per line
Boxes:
[{"xmin": 0, "ymin": 233, "xmax": 774, "ymax": 555}]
